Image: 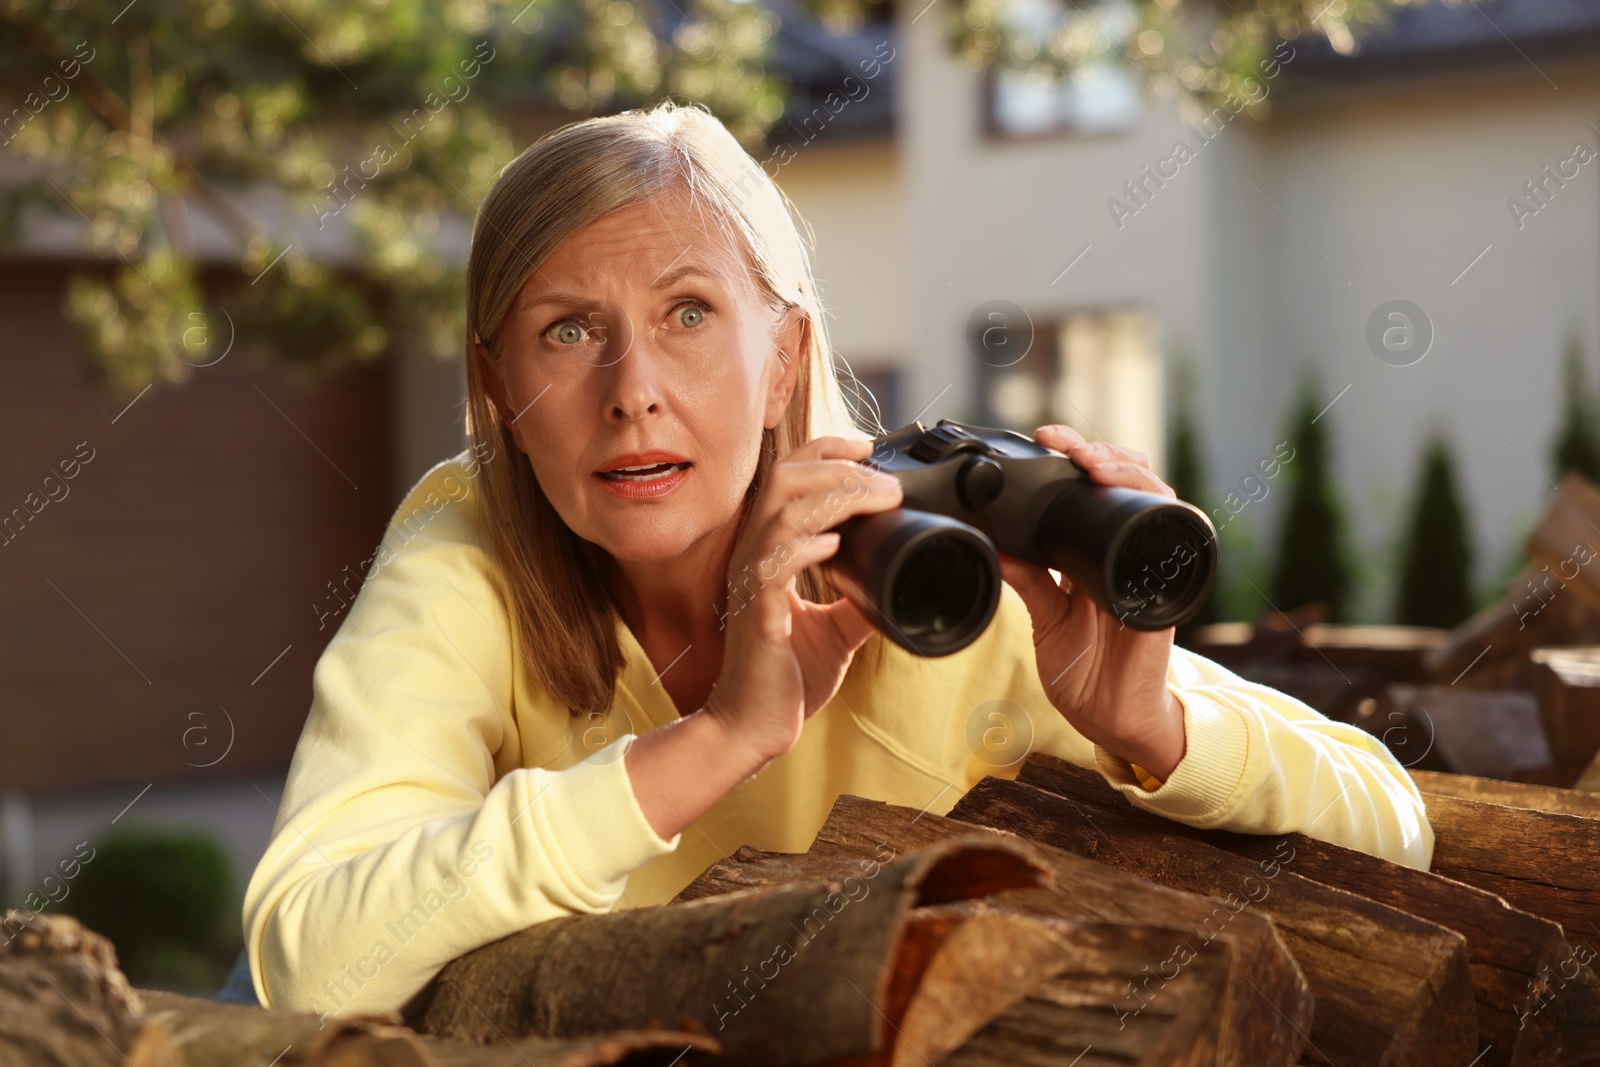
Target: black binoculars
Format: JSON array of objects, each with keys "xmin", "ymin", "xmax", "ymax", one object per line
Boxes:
[{"xmin": 820, "ymin": 419, "xmax": 1219, "ymax": 656}]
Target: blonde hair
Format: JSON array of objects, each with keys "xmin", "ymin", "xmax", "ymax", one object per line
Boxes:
[{"xmin": 464, "ymin": 99, "xmax": 889, "ymax": 718}]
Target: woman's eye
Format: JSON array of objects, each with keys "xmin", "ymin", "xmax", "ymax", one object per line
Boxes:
[
  {"xmin": 673, "ymin": 302, "xmax": 706, "ymax": 328},
  {"xmin": 550, "ymin": 321, "xmax": 588, "ymax": 345}
]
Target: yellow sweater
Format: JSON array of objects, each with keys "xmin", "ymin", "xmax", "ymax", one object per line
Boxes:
[{"xmin": 243, "ymin": 451, "xmax": 1435, "ymax": 1016}]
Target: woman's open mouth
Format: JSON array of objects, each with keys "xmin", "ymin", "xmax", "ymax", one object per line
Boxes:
[{"xmin": 593, "ymin": 461, "xmax": 692, "ymax": 499}]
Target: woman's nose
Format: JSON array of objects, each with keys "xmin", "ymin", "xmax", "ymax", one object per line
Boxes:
[{"xmin": 601, "ymin": 317, "xmax": 666, "ymax": 420}]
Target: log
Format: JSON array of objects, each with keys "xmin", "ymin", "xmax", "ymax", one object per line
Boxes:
[
  {"xmin": 137, "ymin": 989, "xmax": 715, "ymax": 1067},
  {"xmin": 791, "ymin": 792, "xmax": 1314, "ymax": 1067},
  {"xmin": 1532, "ymin": 648, "xmax": 1600, "ymax": 786},
  {"xmin": 1410, "ymin": 770, "xmax": 1600, "ymax": 820},
  {"xmin": 1413, "ymin": 791, "xmax": 1600, "ymax": 954},
  {"xmin": 949, "ymin": 775, "xmax": 1478, "ymax": 1067},
  {"xmin": 1298, "ymin": 623, "xmax": 1450, "ymax": 679},
  {"xmin": 675, "ymin": 851, "xmax": 1235, "ymax": 1067},
  {"xmin": 1525, "ymin": 473, "xmax": 1600, "ymax": 618},
  {"xmin": 1213, "ymin": 659, "xmax": 1382, "ymax": 723},
  {"xmin": 1186, "ymin": 604, "xmax": 1325, "ymax": 665},
  {"xmin": 1348, "ymin": 692, "xmax": 1453, "ymax": 774},
  {"xmin": 408, "ymin": 838, "xmax": 1062, "ymax": 1067},
  {"xmin": 1579, "ymin": 752, "xmax": 1600, "ymax": 794},
  {"xmin": 1366, "ymin": 684, "xmax": 1553, "ymax": 781},
  {"xmin": 1188, "ymin": 618, "xmax": 1448, "ymax": 683},
  {"xmin": 0, "ymin": 913, "xmax": 718, "ymax": 1067},
  {"xmin": 134, "ymin": 990, "xmax": 437, "ymax": 1067},
  {"xmin": 851, "ymin": 904, "xmax": 1084, "ymax": 1067},
  {"xmin": 1018, "ymin": 753, "xmax": 1600, "ymax": 1067},
  {"xmin": 0, "ymin": 911, "xmax": 147, "ymax": 1067},
  {"xmin": 1424, "ymin": 581, "xmax": 1600, "ymax": 692},
  {"xmin": 1186, "ymin": 624, "xmax": 1455, "ymax": 725},
  {"xmin": 934, "ymin": 906, "xmax": 1233, "ymax": 1067}
]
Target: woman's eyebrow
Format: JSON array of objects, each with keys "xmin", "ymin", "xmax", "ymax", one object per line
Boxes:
[
  {"xmin": 516, "ymin": 287, "xmax": 588, "ymax": 314},
  {"xmin": 516, "ymin": 262, "xmax": 719, "ymax": 314}
]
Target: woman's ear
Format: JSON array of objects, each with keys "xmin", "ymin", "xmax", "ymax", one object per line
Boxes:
[
  {"xmin": 763, "ymin": 306, "xmax": 806, "ymax": 430},
  {"xmin": 476, "ymin": 335, "xmax": 524, "ymax": 450}
]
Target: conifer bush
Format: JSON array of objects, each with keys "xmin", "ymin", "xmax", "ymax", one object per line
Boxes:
[
  {"xmin": 1395, "ymin": 435, "xmax": 1476, "ymax": 628},
  {"xmin": 1269, "ymin": 383, "xmax": 1355, "ymax": 622}
]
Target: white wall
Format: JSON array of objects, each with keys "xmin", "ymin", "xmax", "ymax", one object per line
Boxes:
[
  {"xmin": 1220, "ymin": 63, "xmax": 1600, "ymax": 616},
  {"xmin": 772, "ymin": 140, "xmax": 907, "ymax": 370},
  {"xmin": 897, "ymin": 4, "xmax": 1210, "ymax": 454}
]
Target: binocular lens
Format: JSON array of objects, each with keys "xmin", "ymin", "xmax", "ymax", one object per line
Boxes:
[
  {"xmin": 1108, "ymin": 510, "xmax": 1216, "ymax": 627},
  {"xmin": 891, "ymin": 535, "xmax": 994, "ymax": 644},
  {"xmin": 823, "ymin": 509, "xmax": 1002, "ymax": 657}
]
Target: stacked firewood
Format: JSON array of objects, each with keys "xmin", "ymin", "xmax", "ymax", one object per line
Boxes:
[
  {"xmin": 8, "ymin": 475, "xmax": 1600, "ymax": 1065},
  {"xmin": 1190, "ymin": 470, "xmax": 1600, "ymax": 792},
  {"xmin": 7, "ymin": 761, "xmax": 1600, "ymax": 1066}
]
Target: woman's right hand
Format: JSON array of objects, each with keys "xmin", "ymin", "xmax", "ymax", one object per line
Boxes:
[{"xmin": 701, "ymin": 434, "xmax": 905, "ymax": 769}]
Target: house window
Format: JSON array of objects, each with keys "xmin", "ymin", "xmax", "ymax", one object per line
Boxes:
[
  {"xmin": 981, "ymin": 0, "xmax": 1143, "ymax": 139},
  {"xmin": 975, "ymin": 308, "xmax": 1164, "ymax": 471}
]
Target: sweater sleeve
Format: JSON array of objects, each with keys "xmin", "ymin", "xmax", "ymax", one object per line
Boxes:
[
  {"xmin": 1088, "ymin": 645, "xmax": 1435, "ymax": 870},
  {"xmin": 241, "ymin": 468, "xmax": 681, "ymax": 1017}
]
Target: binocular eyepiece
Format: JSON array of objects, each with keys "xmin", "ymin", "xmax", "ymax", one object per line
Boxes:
[{"xmin": 820, "ymin": 419, "xmax": 1219, "ymax": 656}]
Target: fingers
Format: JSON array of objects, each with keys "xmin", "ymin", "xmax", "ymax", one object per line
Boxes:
[
  {"xmin": 998, "ymin": 551, "xmax": 1071, "ymax": 600},
  {"xmin": 1078, "ymin": 458, "xmax": 1177, "ymax": 498},
  {"xmin": 741, "ymin": 472, "xmax": 901, "ymax": 622},
  {"xmin": 1035, "ymin": 424, "xmax": 1089, "ymax": 454},
  {"xmin": 1036, "ymin": 425, "xmax": 1175, "ymax": 499},
  {"xmin": 730, "ymin": 437, "xmax": 904, "ymax": 635},
  {"xmin": 775, "ymin": 468, "xmax": 901, "ymax": 537},
  {"xmin": 753, "ymin": 437, "xmax": 903, "ymax": 544},
  {"xmin": 997, "ymin": 550, "xmax": 1079, "ymax": 648},
  {"xmin": 1037, "ymin": 425, "xmax": 1150, "ymax": 468}
]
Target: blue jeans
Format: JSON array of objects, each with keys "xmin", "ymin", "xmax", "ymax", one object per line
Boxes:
[{"xmin": 215, "ymin": 946, "xmax": 260, "ymax": 1005}]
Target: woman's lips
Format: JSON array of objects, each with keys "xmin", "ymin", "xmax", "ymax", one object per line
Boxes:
[{"xmin": 593, "ymin": 461, "xmax": 691, "ymax": 500}]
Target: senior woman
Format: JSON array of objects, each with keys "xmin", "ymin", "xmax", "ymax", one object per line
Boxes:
[{"xmin": 242, "ymin": 99, "xmax": 1433, "ymax": 1018}]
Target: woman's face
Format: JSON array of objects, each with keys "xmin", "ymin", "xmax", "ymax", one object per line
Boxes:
[{"xmin": 485, "ymin": 187, "xmax": 802, "ymax": 565}]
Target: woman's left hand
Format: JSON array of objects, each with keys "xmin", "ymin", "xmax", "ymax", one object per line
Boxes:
[{"xmin": 997, "ymin": 424, "xmax": 1187, "ymax": 781}]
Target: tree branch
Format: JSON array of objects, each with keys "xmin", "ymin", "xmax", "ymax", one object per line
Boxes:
[{"xmin": 6, "ymin": 9, "xmax": 268, "ymax": 253}]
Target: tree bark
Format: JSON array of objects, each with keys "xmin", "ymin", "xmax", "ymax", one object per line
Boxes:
[
  {"xmin": 1532, "ymin": 648, "xmax": 1600, "ymax": 786},
  {"xmin": 1413, "ymin": 791, "xmax": 1600, "ymax": 957},
  {"xmin": 793, "ymin": 792, "xmax": 1313, "ymax": 1067},
  {"xmin": 678, "ymin": 850, "xmax": 1238, "ymax": 1066},
  {"xmin": 0, "ymin": 911, "xmax": 147, "ymax": 1067},
  {"xmin": 0, "ymin": 912, "xmax": 715, "ymax": 1067},
  {"xmin": 1410, "ymin": 769, "xmax": 1600, "ymax": 819},
  {"xmin": 949, "ymin": 774, "xmax": 1477, "ymax": 1067},
  {"xmin": 407, "ymin": 838, "xmax": 1062, "ymax": 1067},
  {"xmin": 930, "ymin": 904, "xmax": 1233, "ymax": 1067},
  {"xmin": 137, "ymin": 990, "xmax": 714, "ymax": 1067},
  {"xmin": 1372, "ymin": 684, "xmax": 1551, "ymax": 781},
  {"xmin": 1019, "ymin": 752, "xmax": 1600, "ymax": 1067},
  {"xmin": 1525, "ymin": 473, "xmax": 1600, "ymax": 619}
]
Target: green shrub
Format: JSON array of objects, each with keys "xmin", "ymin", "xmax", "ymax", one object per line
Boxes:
[
  {"xmin": 1395, "ymin": 435, "xmax": 1476, "ymax": 627},
  {"xmin": 1552, "ymin": 332, "xmax": 1600, "ymax": 483},
  {"xmin": 58, "ymin": 827, "xmax": 235, "ymax": 989},
  {"xmin": 1269, "ymin": 381, "xmax": 1355, "ymax": 622}
]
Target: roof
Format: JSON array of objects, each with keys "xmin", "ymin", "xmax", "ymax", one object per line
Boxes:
[
  {"xmin": 1282, "ymin": 0, "xmax": 1600, "ymax": 87},
  {"xmin": 763, "ymin": 0, "xmax": 897, "ymax": 144}
]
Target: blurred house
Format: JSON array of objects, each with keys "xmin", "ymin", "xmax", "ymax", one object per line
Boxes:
[
  {"xmin": 4, "ymin": 0, "xmax": 1599, "ymax": 920},
  {"xmin": 791, "ymin": 0, "xmax": 1600, "ymax": 620}
]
